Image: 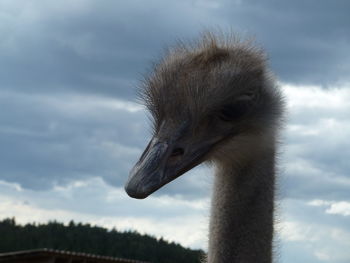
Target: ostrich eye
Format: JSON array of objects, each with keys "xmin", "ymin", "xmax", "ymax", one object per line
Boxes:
[
  {"xmin": 218, "ymin": 101, "xmax": 251, "ymax": 121},
  {"xmin": 218, "ymin": 91, "xmax": 257, "ymax": 121}
]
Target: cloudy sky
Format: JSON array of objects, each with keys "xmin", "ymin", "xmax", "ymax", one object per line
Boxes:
[{"xmin": 1, "ymin": 0, "xmax": 350, "ymax": 262}]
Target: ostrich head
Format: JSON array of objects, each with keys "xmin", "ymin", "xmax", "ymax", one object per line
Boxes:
[{"xmin": 125, "ymin": 34, "xmax": 283, "ymax": 199}]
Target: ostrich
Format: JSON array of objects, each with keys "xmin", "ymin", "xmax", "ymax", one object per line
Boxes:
[{"xmin": 125, "ymin": 33, "xmax": 284, "ymax": 263}]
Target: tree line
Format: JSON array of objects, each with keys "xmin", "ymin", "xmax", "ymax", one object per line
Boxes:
[{"xmin": 0, "ymin": 218, "xmax": 204, "ymax": 263}]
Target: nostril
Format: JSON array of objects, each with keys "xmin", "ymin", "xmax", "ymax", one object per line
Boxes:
[{"xmin": 170, "ymin": 147, "xmax": 184, "ymax": 157}]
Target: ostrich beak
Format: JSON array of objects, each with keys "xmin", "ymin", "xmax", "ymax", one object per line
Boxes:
[{"xmin": 125, "ymin": 123, "xmax": 212, "ymax": 199}]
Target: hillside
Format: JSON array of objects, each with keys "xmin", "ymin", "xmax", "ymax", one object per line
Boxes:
[{"xmin": 0, "ymin": 218, "xmax": 204, "ymax": 263}]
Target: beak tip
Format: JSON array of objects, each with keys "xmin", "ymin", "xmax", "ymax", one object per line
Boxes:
[{"xmin": 124, "ymin": 182, "xmax": 149, "ymax": 200}]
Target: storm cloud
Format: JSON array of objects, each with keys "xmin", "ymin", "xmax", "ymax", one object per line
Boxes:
[
  {"xmin": 1, "ymin": 0, "xmax": 349, "ymax": 99},
  {"xmin": 0, "ymin": 1, "xmax": 349, "ymax": 263}
]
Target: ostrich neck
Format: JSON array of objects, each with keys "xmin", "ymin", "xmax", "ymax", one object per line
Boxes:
[{"xmin": 208, "ymin": 148, "xmax": 275, "ymax": 263}]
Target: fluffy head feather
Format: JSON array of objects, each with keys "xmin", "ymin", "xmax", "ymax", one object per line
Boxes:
[{"xmin": 140, "ymin": 33, "xmax": 282, "ymax": 145}]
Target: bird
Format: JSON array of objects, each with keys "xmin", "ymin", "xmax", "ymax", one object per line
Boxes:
[{"xmin": 125, "ymin": 32, "xmax": 284, "ymax": 263}]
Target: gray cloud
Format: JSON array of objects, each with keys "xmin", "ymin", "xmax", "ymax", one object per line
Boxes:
[
  {"xmin": 217, "ymin": 0, "xmax": 350, "ymax": 84},
  {"xmin": 0, "ymin": 0, "xmax": 201, "ymax": 98},
  {"xmin": 1, "ymin": 0, "xmax": 349, "ymax": 202},
  {"xmin": 279, "ymin": 85, "xmax": 350, "ymax": 201},
  {"xmin": 0, "ymin": 90, "xmax": 211, "ymax": 198},
  {"xmin": 1, "ymin": 2, "xmax": 349, "ymax": 262},
  {"xmin": 0, "ymin": 91, "xmax": 147, "ymax": 189},
  {"xmin": 1, "ymin": 0, "xmax": 349, "ymax": 103}
]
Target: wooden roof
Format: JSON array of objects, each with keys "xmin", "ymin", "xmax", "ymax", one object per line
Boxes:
[{"xmin": 0, "ymin": 248, "xmax": 150, "ymax": 263}]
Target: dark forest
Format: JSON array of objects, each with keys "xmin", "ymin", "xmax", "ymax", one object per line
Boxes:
[{"xmin": 0, "ymin": 218, "xmax": 204, "ymax": 263}]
